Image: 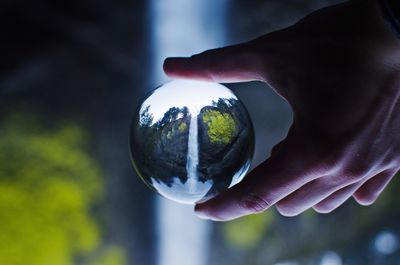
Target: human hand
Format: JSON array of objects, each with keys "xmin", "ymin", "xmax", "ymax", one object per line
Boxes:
[{"xmin": 164, "ymin": 0, "xmax": 400, "ymax": 220}]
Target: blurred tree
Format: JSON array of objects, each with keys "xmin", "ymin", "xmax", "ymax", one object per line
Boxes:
[
  {"xmin": 155, "ymin": 106, "xmax": 189, "ymax": 129},
  {"xmin": 212, "ymin": 98, "xmax": 235, "ymax": 112},
  {"xmin": 0, "ymin": 114, "xmax": 127, "ymax": 265},
  {"xmin": 222, "ymin": 211, "xmax": 274, "ymax": 249},
  {"xmin": 87, "ymin": 246, "xmax": 127, "ymax": 265}
]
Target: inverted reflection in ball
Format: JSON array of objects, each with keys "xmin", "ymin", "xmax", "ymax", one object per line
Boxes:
[{"xmin": 130, "ymin": 80, "xmax": 254, "ymax": 204}]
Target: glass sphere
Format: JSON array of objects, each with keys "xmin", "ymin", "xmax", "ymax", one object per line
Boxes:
[{"xmin": 129, "ymin": 80, "xmax": 254, "ymax": 204}]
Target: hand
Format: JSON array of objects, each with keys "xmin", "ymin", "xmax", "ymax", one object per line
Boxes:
[{"xmin": 164, "ymin": 0, "xmax": 400, "ymax": 221}]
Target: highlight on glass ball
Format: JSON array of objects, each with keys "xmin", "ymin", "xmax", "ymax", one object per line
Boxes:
[{"xmin": 129, "ymin": 80, "xmax": 254, "ymax": 204}]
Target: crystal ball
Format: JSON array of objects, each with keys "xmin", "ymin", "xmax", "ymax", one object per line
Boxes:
[{"xmin": 129, "ymin": 80, "xmax": 254, "ymax": 204}]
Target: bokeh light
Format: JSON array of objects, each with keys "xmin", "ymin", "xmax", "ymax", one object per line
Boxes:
[{"xmin": 374, "ymin": 231, "xmax": 399, "ymax": 255}]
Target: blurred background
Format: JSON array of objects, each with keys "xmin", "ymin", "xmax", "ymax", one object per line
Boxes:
[{"xmin": 0, "ymin": 0, "xmax": 399, "ymax": 265}]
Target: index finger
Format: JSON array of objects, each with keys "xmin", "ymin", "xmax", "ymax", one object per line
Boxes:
[{"xmin": 163, "ymin": 42, "xmax": 266, "ymax": 83}]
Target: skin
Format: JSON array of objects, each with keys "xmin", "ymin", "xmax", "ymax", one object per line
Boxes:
[{"xmin": 163, "ymin": 0, "xmax": 400, "ymax": 221}]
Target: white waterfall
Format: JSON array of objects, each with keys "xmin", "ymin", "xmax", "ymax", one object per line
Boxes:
[
  {"xmin": 150, "ymin": 0, "xmax": 228, "ymax": 265},
  {"xmin": 186, "ymin": 113, "xmax": 199, "ymax": 192}
]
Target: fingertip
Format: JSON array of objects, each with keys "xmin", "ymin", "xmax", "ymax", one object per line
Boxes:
[
  {"xmin": 352, "ymin": 169, "xmax": 396, "ymax": 206},
  {"xmin": 194, "ymin": 202, "xmax": 223, "ymax": 221},
  {"xmin": 163, "ymin": 57, "xmax": 189, "ymax": 76},
  {"xmin": 193, "ymin": 190, "xmax": 247, "ymax": 222},
  {"xmin": 194, "ymin": 208, "xmax": 212, "ymax": 220},
  {"xmin": 194, "ymin": 203, "xmax": 207, "ymax": 217},
  {"xmin": 352, "ymin": 192, "xmax": 377, "ymax": 206},
  {"xmin": 275, "ymin": 204, "xmax": 301, "ymax": 217},
  {"xmin": 313, "ymin": 204, "xmax": 335, "ymax": 214}
]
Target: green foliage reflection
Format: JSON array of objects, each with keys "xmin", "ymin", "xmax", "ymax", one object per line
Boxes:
[
  {"xmin": 202, "ymin": 110, "xmax": 237, "ymax": 144},
  {"xmin": 0, "ymin": 114, "xmax": 126, "ymax": 265}
]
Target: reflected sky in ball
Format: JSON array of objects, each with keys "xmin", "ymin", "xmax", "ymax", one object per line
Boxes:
[{"xmin": 141, "ymin": 80, "xmax": 236, "ymax": 121}]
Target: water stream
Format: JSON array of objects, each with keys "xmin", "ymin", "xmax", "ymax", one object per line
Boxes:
[
  {"xmin": 150, "ymin": 0, "xmax": 228, "ymax": 264},
  {"xmin": 186, "ymin": 113, "xmax": 199, "ymax": 192}
]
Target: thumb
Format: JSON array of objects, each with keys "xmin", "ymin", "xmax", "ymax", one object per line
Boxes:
[
  {"xmin": 194, "ymin": 139, "xmax": 318, "ymax": 221},
  {"xmin": 163, "ymin": 41, "xmax": 266, "ymax": 83}
]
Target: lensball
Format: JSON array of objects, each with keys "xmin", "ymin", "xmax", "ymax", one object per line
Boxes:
[{"xmin": 129, "ymin": 80, "xmax": 254, "ymax": 204}]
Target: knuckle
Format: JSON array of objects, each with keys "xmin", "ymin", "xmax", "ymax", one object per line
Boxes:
[
  {"xmin": 315, "ymin": 155, "xmax": 340, "ymax": 175},
  {"xmin": 336, "ymin": 148, "xmax": 374, "ymax": 180},
  {"xmin": 238, "ymin": 192, "xmax": 270, "ymax": 214},
  {"xmin": 303, "ymin": 149, "xmax": 342, "ymax": 176},
  {"xmin": 190, "ymin": 50, "xmax": 216, "ymax": 68},
  {"xmin": 189, "ymin": 52, "xmax": 205, "ymax": 63},
  {"xmin": 326, "ymin": 144, "xmax": 369, "ymax": 178},
  {"xmin": 341, "ymin": 163, "xmax": 369, "ymax": 182},
  {"xmin": 239, "ymin": 51, "xmax": 264, "ymax": 68}
]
